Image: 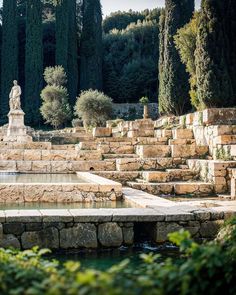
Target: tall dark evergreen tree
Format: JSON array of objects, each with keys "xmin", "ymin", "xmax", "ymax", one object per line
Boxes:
[
  {"xmin": 158, "ymin": 0, "xmax": 194, "ymax": 115},
  {"xmin": 80, "ymin": 0, "xmax": 103, "ymax": 91},
  {"xmin": 55, "ymin": 0, "xmax": 69, "ymax": 72},
  {"xmin": 25, "ymin": 0, "xmax": 43, "ymax": 125},
  {"xmin": 67, "ymin": 0, "xmax": 78, "ymax": 105},
  {"xmin": 195, "ymin": 0, "xmax": 235, "ymax": 108},
  {"xmin": 55, "ymin": 0, "xmax": 78, "ymax": 105},
  {"xmin": 1, "ymin": 0, "xmax": 18, "ymax": 123}
]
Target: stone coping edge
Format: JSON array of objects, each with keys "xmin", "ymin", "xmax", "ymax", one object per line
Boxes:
[{"xmin": 0, "ymin": 206, "xmax": 235, "ymax": 223}]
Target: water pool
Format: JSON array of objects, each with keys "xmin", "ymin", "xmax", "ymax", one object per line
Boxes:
[
  {"xmin": 0, "ymin": 173, "xmax": 88, "ymax": 183},
  {"xmin": 0, "ymin": 200, "xmax": 135, "ymax": 210},
  {"xmin": 50, "ymin": 244, "xmax": 179, "ymax": 271}
]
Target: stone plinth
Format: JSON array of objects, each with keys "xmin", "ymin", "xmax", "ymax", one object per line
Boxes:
[{"xmin": 3, "ymin": 110, "xmax": 32, "ymax": 143}]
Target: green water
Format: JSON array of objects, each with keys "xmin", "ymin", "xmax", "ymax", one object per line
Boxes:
[
  {"xmin": 0, "ymin": 173, "xmax": 88, "ymax": 183},
  {"xmin": 0, "ymin": 200, "xmax": 135, "ymax": 210},
  {"xmin": 51, "ymin": 244, "xmax": 179, "ymax": 271}
]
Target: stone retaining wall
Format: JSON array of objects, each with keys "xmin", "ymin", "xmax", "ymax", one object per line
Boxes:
[{"xmin": 0, "ymin": 207, "xmax": 234, "ymax": 250}]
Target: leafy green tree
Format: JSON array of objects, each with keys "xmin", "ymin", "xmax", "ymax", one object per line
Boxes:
[
  {"xmin": 80, "ymin": 0, "xmax": 103, "ymax": 91},
  {"xmin": 40, "ymin": 66, "xmax": 71, "ymax": 129},
  {"xmin": 75, "ymin": 90, "xmax": 113, "ymax": 127},
  {"xmin": 158, "ymin": 0, "xmax": 194, "ymax": 116},
  {"xmin": 55, "ymin": 0, "xmax": 68, "ymax": 72},
  {"xmin": 174, "ymin": 13, "xmax": 200, "ymax": 109},
  {"xmin": 25, "ymin": 0, "xmax": 43, "ymax": 126},
  {"xmin": 67, "ymin": 0, "xmax": 78, "ymax": 105},
  {"xmin": 195, "ymin": 0, "xmax": 234, "ymax": 109},
  {"xmin": 1, "ymin": 0, "xmax": 18, "ymax": 123},
  {"xmin": 103, "ymin": 18, "xmax": 160, "ymax": 103}
]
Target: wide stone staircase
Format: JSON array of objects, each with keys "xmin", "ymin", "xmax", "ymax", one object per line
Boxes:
[{"xmin": 1, "ymin": 108, "xmax": 236, "ymax": 200}]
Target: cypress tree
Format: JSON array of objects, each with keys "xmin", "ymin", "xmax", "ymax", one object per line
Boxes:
[
  {"xmin": 1, "ymin": 0, "xmax": 18, "ymax": 123},
  {"xmin": 25, "ymin": 0, "xmax": 43, "ymax": 126},
  {"xmin": 67, "ymin": 0, "xmax": 78, "ymax": 105},
  {"xmin": 56, "ymin": 0, "xmax": 78, "ymax": 105},
  {"xmin": 195, "ymin": 0, "xmax": 235, "ymax": 108},
  {"xmin": 55, "ymin": 0, "xmax": 69, "ymax": 72},
  {"xmin": 158, "ymin": 0, "xmax": 194, "ymax": 115},
  {"xmin": 80, "ymin": 0, "xmax": 103, "ymax": 91}
]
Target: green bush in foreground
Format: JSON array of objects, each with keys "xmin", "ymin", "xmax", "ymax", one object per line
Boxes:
[{"xmin": 0, "ymin": 219, "xmax": 236, "ymax": 295}]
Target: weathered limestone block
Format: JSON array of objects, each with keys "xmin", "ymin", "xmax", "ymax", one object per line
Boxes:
[
  {"xmin": 0, "ymin": 149, "xmax": 23, "ymax": 161},
  {"xmin": 24, "ymin": 150, "xmax": 42, "ymax": 161},
  {"xmin": 76, "ymin": 142, "xmax": 97, "ymax": 151},
  {"xmin": 173, "ymin": 129, "xmax": 193, "ymax": 140},
  {"xmin": 116, "ymin": 159, "xmax": 141, "ymax": 171},
  {"xmin": 60, "ymin": 223, "xmax": 97, "ymax": 249},
  {"xmin": 154, "ymin": 222, "xmax": 183, "ymax": 243},
  {"xmin": 0, "ymin": 234, "xmax": 21, "ymax": 249},
  {"xmin": 200, "ymin": 220, "xmax": 224, "ymax": 238},
  {"xmin": 231, "ymin": 178, "xmax": 236, "ymax": 199},
  {"xmin": 203, "ymin": 108, "xmax": 236, "ymax": 125},
  {"xmin": 93, "ymin": 127, "xmax": 112, "ymax": 138},
  {"xmin": 215, "ymin": 135, "xmax": 236, "ymax": 145},
  {"xmin": 3, "ymin": 223, "xmax": 25, "ymax": 235},
  {"xmin": 142, "ymin": 171, "xmax": 169, "ymax": 182},
  {"xmin": 136, "ymin": 145, "xmax": 171, "ymax": 158},
  {"xmin": 21, "ymin": 227, "xmax": 59, "ymax": 249},
  {"xmin": 0, "ymin": 185, "xmax": 24, "ymax": 202},
  {"xmin": 171, "ymin": 145, "xmax": 196, "ymax": 158},
  {"xmin": 127, "ymin": 129, "xmax": 154, "ymax": 138},
  {"xmin": 122, "ymin": 226, "xmax": 134, "ymax": 245},
  {"xmin": 98, "ymin": 223, "xmax": 123, "ymax": 247}
]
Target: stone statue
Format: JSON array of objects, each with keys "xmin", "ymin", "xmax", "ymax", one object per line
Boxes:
[{"xmin": 9, "ymin": 80, "xmax": 22, "ymax": 111}]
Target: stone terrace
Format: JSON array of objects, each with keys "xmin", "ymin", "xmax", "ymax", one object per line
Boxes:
[{"xmin": 1, "ymin": 108, "xmax": 236, "ymax": 201}]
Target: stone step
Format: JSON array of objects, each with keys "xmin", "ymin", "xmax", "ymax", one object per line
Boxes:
[
  {"xmin": 0, "ymin": 159, "xmax": 116, "ymax": 173},
  {"xmin": 172, "ymin": 129, "xmax": 194, "ymax": 140},
  {"xmin": 137, "ymin": 137, "xmax": 168, "ymax": 145},
  {"xmin": 0, "ymin": 149, "xmax": 103, "ymax": 161},
  {"xmin": 215, "ymin": 135, "xmax": 236, "ymax": 145},
  {"xmin": 127, "ymin": 181, "xmax": 214, "ymax": 196},
  {"xmin": 136, "ymin": 145, "xmax": 171, "ymax": 158},
  {"xmin": 154, "ymin": 129, "xmax": 173, "ymax": 139},
  {"xmin": 0, "ymin": 141, "xmax": 52, "ymax": 150},
  {"xmin": 94, "ymin": 171, "xmax": 141, "ymax": 184},
  {"xmin": 98, "ymin": 142, "xmax": 134, "ymax": 154},
  {"xmin": 75, "ymin": 142, "xmax": 97, "ymax": 151},
  {"xmin": 51, "ymin": 145, "xmax": 75, "ymax": 150},
  {"xmin": 142, "ymin": 169, "xmax": 198, "ymax": 183},
  {"xmin": 170, "ymin": 144, "xmax": 208, "ymax": 158},
  {"xmin": 168, "ymin": 138, "xmax": 195, "ymax": 145},
  {"xmin": 103, "ymin": 154, "xmax": 138, "ymax": 159},
  {"xmin": 116, "ymin": 158, "xmax": 178, "ymax": 172}
]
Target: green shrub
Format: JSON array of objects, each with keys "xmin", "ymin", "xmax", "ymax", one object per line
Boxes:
[
  {"xmin": 43, "ymin": 65, "xmax": 67, "ymax": 87},
  {"xmin": 139, "ymin": 96, "xmax": 149, "ymax": 105},
  {"xmin": 0, "ymin": 219, "xmax": 236, "ymax": 294},
  {"xmin": 75, "ymin": 90, "xmax": 113, "ymax": 128},
  {"xmin": 40, "ymin": 85, "xmax": 72, "ymax": 129},
  {"xmin": 40, "ymin": 66, "xmax": 72, "ymax": 129}
]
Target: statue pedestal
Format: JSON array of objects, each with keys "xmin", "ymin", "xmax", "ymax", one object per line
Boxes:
[{"xmin": 3, "ymin": 110, "xmax": 32, "ymax": 143}]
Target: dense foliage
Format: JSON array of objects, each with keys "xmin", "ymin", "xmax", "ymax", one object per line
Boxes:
[
  {"xmin": 195, "ymin": 0, "xmax": 236, "ymax": 109},
  {"xmin": 80, "ymin": 0, "xmax": 103, "ymax": 91},
  {"xmin": 103, "ymin": 13, "xmax": 160, "ymax": 103},
  {"xmin": 40, "ymin": 66, "xmax": 71, "ymax": 129},
  {"xmin": 159, "ymin": 0, "xmax": 194, "ymax": 115},
  {"xmin": 0, "ymin": 0, "xmax": 18, "ymax": 124},
  {"xmin": 174, "ymin": 13, "xmax": 200, "ymax": 109},
  {"xmin": 0, "ymin": 219, "xmax": 236, "ymax": 295},
  {"xmin": 75, "ymin": 90, "xmax": 113, "ymax": 128},
  {"xmin": 158, "ymin": 0, "xmax": 194, "ymax": 116},
  {"xmin": 25, "ymin": 0, "xmax": 43, "ymax": 125}
]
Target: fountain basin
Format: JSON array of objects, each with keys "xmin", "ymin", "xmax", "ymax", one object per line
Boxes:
[{"xmin": 0, "ymin": 172, "xmax": 122, "ymax": 203}]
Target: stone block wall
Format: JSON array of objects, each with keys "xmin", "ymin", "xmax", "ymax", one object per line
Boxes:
[{"xmin": 0, "ymin": 207, "xmax": 234, "ymax": 250}]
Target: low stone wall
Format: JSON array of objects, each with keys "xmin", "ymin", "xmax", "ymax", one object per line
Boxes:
[
  {"xmin": 0, "ymin": 207, "xmax": 234, "ymax": 250},
  {"xmin": 113, "ymin": 103, "xmax": 158, "ymax": 120},
  {"xmin": 0, "ymin": 173, "xmax": 123, "ymax": 203}
]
